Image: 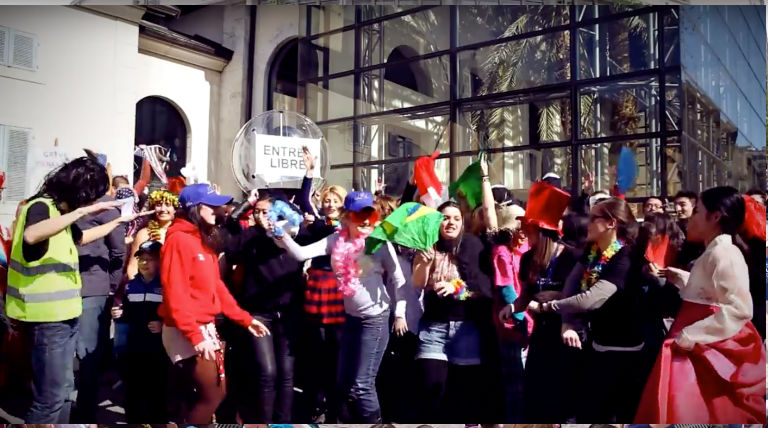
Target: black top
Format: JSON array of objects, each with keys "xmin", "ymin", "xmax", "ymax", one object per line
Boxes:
[
  {"xmin": 675, "ymin": 219, "xmax": 705, "ymax": 270},
  {"xmin": 422, "ymin": 234, "xmax": 493, "ymax": 323},
  {"xmin": 519, "ymin": 246, "xmax": 582, "ymax": 331},
  {"xmin": 573, "ymin": 245, "xmax": 644, "ymax": 348},
  {"xmin": 22, "ymin": 201, "xmax": 83, "ymax": 262},
  {"xmin": 225, "ymin": 210, "xmax": 305, "ymax": 315}
]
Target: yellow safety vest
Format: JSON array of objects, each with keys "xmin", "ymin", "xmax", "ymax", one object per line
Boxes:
[{"xmin": 6, "ymin": 197, "xmax": 82, "ymax": 322}]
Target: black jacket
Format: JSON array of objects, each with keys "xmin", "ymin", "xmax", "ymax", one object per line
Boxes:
[{"xmin": 224, "ymin": 203, "xmax": 305, "ymax": 315}]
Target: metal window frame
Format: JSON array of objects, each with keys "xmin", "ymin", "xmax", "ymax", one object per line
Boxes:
[{"xmin": 296, "ymin": 4, "xmax": 682, "ymax": 196}]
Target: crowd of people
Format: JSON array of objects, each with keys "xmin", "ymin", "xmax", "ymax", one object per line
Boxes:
[{"xmin": 0, "ymin": 148, "xmax": 765, "ymax": 425}]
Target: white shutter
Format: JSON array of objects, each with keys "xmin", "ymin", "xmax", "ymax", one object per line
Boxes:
[
  {"xmin": 0, "ymin": 26, "xmax": 9, "ymax": 66},
  {"xmin": 5, "ymin": 127, "xmax": 30, "ymax": 201},
  {"xmin": 9, "ymin": 29, "xmax": 37, "ymax": 71}
]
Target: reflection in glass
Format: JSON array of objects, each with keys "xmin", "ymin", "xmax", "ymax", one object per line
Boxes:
[
  {"xmin": 309, "ymin": 6, "xmax": 355, "ymax": 35},
  {"xmin": 319, "ymin": 121, "xmax": 354, "ymax": 165},
  {"xmin": 577, "ymin": 13, "xmax": 657, "ymax": 79},
  {"xmin": 359, "ymin": 56, "xmax": 450, "ymax": 115},
  {"xmin": 325, "ymin": 167, "xmax": 354, "ymax": 194},
  {"xmin": 455, "ymin": 148, "xmax": 570, "ymax": 197},
  {"xmin": 662, "ymin": 8, "xmax": 680, "ymax": 66},
  {"xmin": 358, "ymin": 158, "xmax": 449, "ymax": 199},
  {"xmin": 575, "ymin": 4, "xmax": 644, "ymax": 21},
  {"xmin": 306, "ymin": 76, "xmax": 355, "ymax": 122},
  {"xmin": 665, "ymin": 73, "xmax": 681, "ymax": 132},
  {"xmin": 301, "ymin": 31, "xmax": 355, "ymax": 80},
  {"xmin": 578, "ymin": 140, "xmax": 660, "ymax": 198},
  {"xmin": 360, "ymin": 8, "xmax": 450, "ymax": 68},
  {"xmin": 459, "ymin": 31, "xmax": 570, "ymax": 99},
  {"xmin": 458, "ymin": 6, "xmax": 569, "ymax": 46},
  {"xmin": 459, "ymin": 93, "xmax": 571, "ymax": 152},
  {"xmin": 579, "ymin": 77, "xmax": 659, "ymax": 139},
  {"xmin": 358, "ymin": 112, "xmax": 450, "ymax": 164}
]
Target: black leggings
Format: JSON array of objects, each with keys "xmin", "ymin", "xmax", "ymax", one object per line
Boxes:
[
  {"xmin": 303, "ymin": 320, "xmax": 343, "ymax": 422},
  {"xmin": 238, "ymin": 313, "xmax": 296, "ymax": 423},
  {"xmin": 417, "ymin": 358, "xmax": 483, "ymax": 422}
]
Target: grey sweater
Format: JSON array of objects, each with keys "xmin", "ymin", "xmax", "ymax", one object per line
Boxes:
[{"xmin": 75, "ymin": 195, "xmax": 126, "ymax": 296}]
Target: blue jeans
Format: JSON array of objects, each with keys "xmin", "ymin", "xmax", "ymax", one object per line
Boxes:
[
  {"xmin": 337, "ymin": 312, "xmax": 389, "ymax": 423},
  {"xmin": 74, "ymin": 295, "xmax": 110, "ymax": 421},
  {"xmin": 24, "ymin": 317, "xmax": 79, "ymax": 423}
]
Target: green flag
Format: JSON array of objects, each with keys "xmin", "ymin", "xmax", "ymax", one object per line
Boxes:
[
  {"xmin": 449, "ymin": 157, "xmax": 483, "ymax": 209},
  {"xmin": 365, "ymin": 202, "xmax": 444, "ymax": 255}
]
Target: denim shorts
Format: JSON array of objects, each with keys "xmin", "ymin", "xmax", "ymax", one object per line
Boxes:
[{"xmin": 415, "ymin": 319, "xmax": 482, "ymax": 365}]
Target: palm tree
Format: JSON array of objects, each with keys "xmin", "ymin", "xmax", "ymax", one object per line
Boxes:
[{"xmin": 469, "ymin": 5, "xmax": 650, "ymax": 188}]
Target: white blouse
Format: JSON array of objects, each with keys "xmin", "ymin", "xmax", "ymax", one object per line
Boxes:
[{"xmin": 674, "ymin": 234, "xmax": 753, "ymax": 349}]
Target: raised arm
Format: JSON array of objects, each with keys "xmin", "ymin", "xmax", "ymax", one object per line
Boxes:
[
  {"xmin": 23, "ymin": 200, "xmax": 121, "ymax": 245},
  {"xmin": 412, "ymin": 248, "xmax": 434, "ymax": 289},
  {"xmin": 274, "ymin": 231, "xmax": 332, "ymax": 262},
  {"xmin": 480, "ymin": 153, "xmax": 497, "ymax": 230},
  {"xmin": 299, "ymin": 147, "xmax": 319, "ymax": 216}
]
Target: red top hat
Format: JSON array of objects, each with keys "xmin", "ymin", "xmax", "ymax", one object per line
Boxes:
[{"xmin": 522, "ymin": 181, "xmax": 571, "ymax": 232}]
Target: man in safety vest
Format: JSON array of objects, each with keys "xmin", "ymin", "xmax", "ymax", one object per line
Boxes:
[{"xmin": 6, "ymin": 157, "xmax": 147, "ymax": 423}]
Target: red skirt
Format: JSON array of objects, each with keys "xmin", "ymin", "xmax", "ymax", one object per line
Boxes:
[
  {"xmin": 304, "ymin": 268, "xmax": 345, "ymax": 325},
  {"xmin": 634, "ymin": 300, "xmax": 766, "ymax": 423}
]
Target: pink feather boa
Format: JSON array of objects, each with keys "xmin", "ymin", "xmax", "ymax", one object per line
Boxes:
[{"xmin": 331, "ymin": 229, "xmax": 369, "ymax": 297}]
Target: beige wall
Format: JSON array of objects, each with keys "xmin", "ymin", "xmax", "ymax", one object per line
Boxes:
[{"xmin": 0, "ymin": 6, "xmax": 213, "ymax": 228}]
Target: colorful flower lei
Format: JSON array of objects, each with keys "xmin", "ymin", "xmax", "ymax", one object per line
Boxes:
[
  {"xmin": 147, "ymin": 189, "xmax": 179, "ymax": 208},
  {"xmin": 580, "ymin": 239, "xmax": 624, "ymax": 291},
  {"xmin": 450, "ymin": 278, "xmax": 472, "ymax": 301}
]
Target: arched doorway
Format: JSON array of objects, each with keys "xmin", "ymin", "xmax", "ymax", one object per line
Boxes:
[
  {"xmin": 268, "ymin": 38, "xmax": 299, "ymax": 112},
  {"xmin": 134, "ymin": 96, "xmax": 188, "ymax": 187},
  {"xmin": 384, "ymin": 45, "xmax": 433, "ymax": 97}
]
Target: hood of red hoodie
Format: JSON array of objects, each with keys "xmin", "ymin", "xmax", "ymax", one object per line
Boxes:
[{"xmin": 167, "ymin": 218, "xmax": 201, "ymax": 239}]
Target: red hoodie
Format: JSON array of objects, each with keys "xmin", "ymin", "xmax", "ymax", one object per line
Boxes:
[{"xmin": 158, "ymin": 218, "xmax": 253, "ymax": 346}]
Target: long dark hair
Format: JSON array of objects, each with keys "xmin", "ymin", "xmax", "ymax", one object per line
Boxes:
[
  {"xmin": 699, "ymin": 186, "xmax": 750, "ymax": 259},
  {"xmin": 178, "ymin": 205, "xmax": 223, "ymax": 252},
  {"xmin": 33, "ymin": 156, "xmax": 109, "ymax": 212},
  {"xmin": 526, "ymin": 226, "xmax": 561, "ymax": 286},
  {"xmin": 699, "ymin": 186, "xmax": 745, "ymax": 236},
  {"xmin": 436, "ymin": 200, "xmax": 463, "ymax": 255}
]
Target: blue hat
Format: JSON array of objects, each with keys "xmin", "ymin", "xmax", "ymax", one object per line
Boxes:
[
  {"xmin": 179, "ymin": 183, "xmax": 232, "ymax": 209},
  {"xmin": 344, "ymin": 191, "xmax": 374, "ymax": 212}
]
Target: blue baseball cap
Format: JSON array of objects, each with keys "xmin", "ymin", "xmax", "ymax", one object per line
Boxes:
[
  {"xmin": 179, "ymin": 183, "xmax": 233, "ymax": 209},
  {"xmin": 344, "ymin": 191, "xmax": 374, "ymax": 212}
]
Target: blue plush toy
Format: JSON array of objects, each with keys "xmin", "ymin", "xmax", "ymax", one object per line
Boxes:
[{"xmin": 268, "ymin": 200, "xmax": 304, "ymax": 236}]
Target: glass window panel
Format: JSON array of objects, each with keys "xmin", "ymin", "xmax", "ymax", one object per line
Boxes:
[
  {"xmin": 325, "ymin": 167, "xmax": 354, "ymax": 194},
  {"xmin": 575, "ymin": 4, "xmax": 645, "ymax": 21},
  {"xmin": 665, "ymin": 136, "xmax": 684, "ymax": 197},
  {"xmin": 458, "ymin": 31, "xmax": 570, "ymax": 99},
  {"xmin": 319, "ymin": 121, "xmax": 354, "ymax": 165},
  {"xmin": 458, "ymin": 6, "xmax": 569, "ymax": 46},
  {"xmin": 577, "ymin": 13, "xmax": 658, "ymax": 79},
  {"xmin": 662, "ymin": 8, "xmax": 680, "ymax": 66},
  {"xmin": 359, "ymin": 56, "xmax": 450, "ymax": 115},
  {"xmin": 458, "ymin": 94, "xmax": 572, "ymax": 152},
  {"xmin": 665, "ymin": 73, "xmax": 681, "ymax": 132},
  {"xmin": 679, "ymin": 134, "xmax": 729, "ymax": 193},
  {"xmin": 359, "ymin": 8, "xmax": 450, "ymax": 68},
  {"xmin": 577, "ymin": 139, "xmax": 661, "ymax": 198},
  {"xmin": 309, "ymin": 6, "xmax": 355, "ymax": 35},
  {"xmin": 578, "ymin": 76, "xmax": 660, "ymax": 139},
  {"xmin": 306, "ymin": 76, "xmax": 354, "ymax": 122},
  {"xmin": 300, "ymin": 30, "xmax": 355, "ymax": 79},
  {"xmin": 359, "ymin": 6, "xmax": 420, "ymax": 23},
  {"xmin": 454, "ymin": 147, "xmax": 571, "ymax": 198},
  {"xmin": 357, "ymin": 158, "xmax": 449, "ymax": 198},
  {"xmin": 358, "ymin": 111, "xmax": 450, "ymax": 163}
]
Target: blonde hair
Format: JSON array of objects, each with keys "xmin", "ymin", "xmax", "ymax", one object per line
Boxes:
[
  {"xmin": 374, "ymin": 194, "xmax": 398, "ymax": 218},
  {"xmin": 320, "ymin": 185, "xmax": 347, "ymax": 203}
]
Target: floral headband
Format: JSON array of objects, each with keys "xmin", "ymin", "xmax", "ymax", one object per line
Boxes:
[{"xmin": 147, "ymin": 189, "xmax": 179, "ymax": 208}]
